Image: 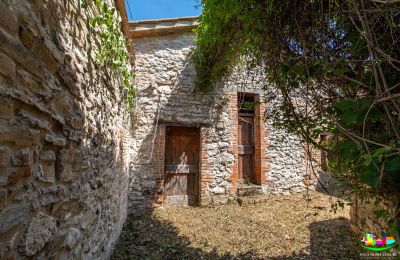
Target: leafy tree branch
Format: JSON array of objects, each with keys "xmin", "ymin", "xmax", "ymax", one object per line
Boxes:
[{"xmin": 193, "ymin": 0, "xmax": 400, "ymax": 195}]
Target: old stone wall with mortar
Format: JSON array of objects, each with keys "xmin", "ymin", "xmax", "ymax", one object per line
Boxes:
[
  {"xmin": 130, "ymin": 32, "xmax": 234, "ymax": 211},
  {"xmin": 350, "ymin": 194, "xmax": 399, "ymax": 236},
  {"xmin": 0, "ymin": 0, "xmax": 130, "ymax": 258},
  {"xmin": 130, "ymin": 31, "xmax": 312, "ymax": 212},
  {"xmin": 262, "ymin": 121, "xmax": 308, "ymax": 195}
]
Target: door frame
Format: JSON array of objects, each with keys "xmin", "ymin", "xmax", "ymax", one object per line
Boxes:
[
  {"xmin": 236, "ymin": 92, "xmax": 266, "ymax": 185},
  {"xmin": 163, "ymin": 124, "xmax": 201, "ymax": 206},
  {"xmin": 237, "ymin": 93, "xmax": 257, "ymax": 184}
]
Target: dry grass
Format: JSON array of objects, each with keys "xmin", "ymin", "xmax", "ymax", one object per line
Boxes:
[{"xmin": 112, "ymin": 191, "xmax": 359, "ymax": 259}]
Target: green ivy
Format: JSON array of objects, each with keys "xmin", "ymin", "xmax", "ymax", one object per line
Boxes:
[{"xmin": 82, "ymin": 0, "xmax": 135, "ymax": 108}]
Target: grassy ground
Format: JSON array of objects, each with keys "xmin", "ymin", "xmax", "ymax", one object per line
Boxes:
[{"xmin": 112, "ymin": 191, "xmax": 359, "ymax": 259}]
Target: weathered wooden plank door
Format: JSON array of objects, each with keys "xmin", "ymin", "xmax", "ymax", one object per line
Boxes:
[
  {"xmin": 238, "ymin": 113, "xmax": 255, "ymax": 183},
  {"xmin": 164, "ymin": 126, "xmax": 200, "ymax": 205}
]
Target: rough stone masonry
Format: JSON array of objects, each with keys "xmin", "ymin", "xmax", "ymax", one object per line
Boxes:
[
  {"xmin": 128, "ymin": 17, "xmax": 319, "ymax": 213},
  {"xmin": 0, "ymin": 0, "xmax": 131, "ymax": 258},
  {"xmin": 0, "ymin": 1, "xmax": 394, "ymax": 258},
  {"xmin": 128, "ymin": 17, "xmax": 400, "ymax": 238}
]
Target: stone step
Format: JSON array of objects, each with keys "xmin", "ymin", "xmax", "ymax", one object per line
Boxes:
[{"xmin": 237, "ymin": 185, "xmax": 264, "ymax": 197}]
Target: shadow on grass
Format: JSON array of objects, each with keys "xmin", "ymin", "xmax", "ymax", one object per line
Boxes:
[{"xmin": 111, "ymin": 211, "xmax": 359, "ymax": 260}]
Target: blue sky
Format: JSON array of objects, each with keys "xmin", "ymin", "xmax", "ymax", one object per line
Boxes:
[{"xmin": 125, "ymin": 0, "xmax": 202, "ymax": 21}]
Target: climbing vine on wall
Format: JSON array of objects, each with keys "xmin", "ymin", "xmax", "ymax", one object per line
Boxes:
[{"xmin": 82, "ymin": 0, "xmax": 135, "ymax": 108}]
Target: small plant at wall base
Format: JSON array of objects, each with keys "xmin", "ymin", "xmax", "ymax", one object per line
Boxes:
[{"xmin": 82, "ymin": 0, "xmax": 135, "ymax": 108}]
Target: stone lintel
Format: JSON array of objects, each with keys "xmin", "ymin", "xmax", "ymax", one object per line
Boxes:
[
  {"xmin": 128, "ymin": 16, "xmax": 198, "ymax": 38},
  {"xmin": 227, "ymin": 86, "xmax": 265, "ymax": 95},
  {"xmin": 158, "ymin": 118, "xmax": 212, "ymax": 127}
]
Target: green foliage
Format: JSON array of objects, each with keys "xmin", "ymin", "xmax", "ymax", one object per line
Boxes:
[
  {"xmin": 373, "ymin": 209, "xmax": 388, "ymax": 219},
  {"xmin": 82, "ymin": 0, "xmax": 135, "ymax": 108},
  {"xmin": 193, "ymin": 0, "xmax": 400, "ymax": 195},
  {"xmin": 330, "ymin": 200, "xmax": 346, "ymax": 214},
  {"xmin": 239, "ymin": 100, "xmax": 261, "ymax": 112}
]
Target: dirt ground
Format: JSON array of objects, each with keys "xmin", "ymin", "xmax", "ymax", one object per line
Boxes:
[{"xmin": 111, "ymin": 191, "xmax": 360, "ymax": 259}]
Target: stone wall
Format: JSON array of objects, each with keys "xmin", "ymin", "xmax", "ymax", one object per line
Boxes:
[
  {"xmin": 263, "ymin": 121, "xmax": 308, "ymax": 195},
  {"xmin": 0, "ymin": 0, "xmax": 130, "ymax": 258},
  {"xmin": 129, "ymin": 28, "xmax": 314, "ymax": 212},
  {"xmin": 350, "ymin": 194, "xmax": 399, "ymax": 236},
  {"xmin": 129, "ymin": 32, "xmax": 221, "ymax": 212}
]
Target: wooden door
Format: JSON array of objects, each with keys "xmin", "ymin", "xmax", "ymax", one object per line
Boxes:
[
  {"xmin": 238, "ymin": 113, "xmax": 255, "ymax": 183},
  {"xmin": 164, "ymin": 126, "xmax": 200, "ymax": 205}
]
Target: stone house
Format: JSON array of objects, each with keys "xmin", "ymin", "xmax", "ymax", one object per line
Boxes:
[
  {"xmin": 0, "ymin": 0, "xmax": 395, "ymax": 258},
  {"xmin": 128, "ymin": 17, "xmax": 318, "ymax": 212}
]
